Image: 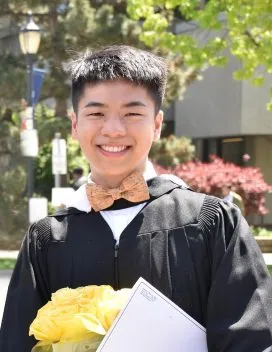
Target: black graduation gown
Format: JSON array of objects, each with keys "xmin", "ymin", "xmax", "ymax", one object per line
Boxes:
[{"xmin": 1, "ymin": 178, "xmax": 272, "ymax": 351}]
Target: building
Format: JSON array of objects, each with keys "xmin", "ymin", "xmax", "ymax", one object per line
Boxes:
[{"xmin": 170, "ymin": 22, "xmax": 272, "ymax": 225}]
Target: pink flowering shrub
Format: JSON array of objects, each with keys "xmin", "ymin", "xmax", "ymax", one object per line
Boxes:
[{"xmin": 155, "ymin": 156, "xmax": 272, "ymax": 216}]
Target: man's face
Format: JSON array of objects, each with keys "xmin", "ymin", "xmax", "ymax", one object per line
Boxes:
[
  {"xmin": 71, "ymin": 80, "xmax": 163, "ymax": 184},
  {"xmin": 222, "ymin": 186, "xmax": 230, "ymax": 197}
]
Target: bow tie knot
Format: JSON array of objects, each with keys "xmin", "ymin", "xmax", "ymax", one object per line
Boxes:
[
  {"xmin": 108, "ymin": 188, "xmax": 122, "ymax": 200},
  {"xmin": 86, "ymin": 171, "xmax": 150, "ymax": 212}
]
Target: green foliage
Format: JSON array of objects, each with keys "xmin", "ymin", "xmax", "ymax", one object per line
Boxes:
[
  {"xmin": 0, "ymin": 259, "xmax": 17, "ymax": 270},
  {"xmin": 35, "ymin": 136, "xmax": 89, "ymax": 199},
  {"xmin": 0, "ymin": 55, "xmax": 26, "ymax": 108},
  {"xmin": 2, "ymin": 0, "xmax": 144, "ymax": 116},
  {"xmin": 2, "ymin": 0, "xmax": 194, "ymax": 114},
  {"xmin": 66, "ymin": 136, "xmax": 89, "ymax": 175},
  {"xmin": 127, "ymin": 0, "xmax": 272, "ymax": 110},
  {"xmin": 35, "ymin": 105, "xmax": 71, "ymax": 145},
  {"xmin": 0, "ymin": 166, "xmax": 27, "ymax": 237},
  {"xmin": 34, "ymin": 105, "xmax": 89, "ymax": 198},
  {"xmin": 149, "ymin": 135, "xmax": 195, "ymax": 167},
  {"xmin": 251, "ymin": 226, "xmax": 272, "ymax": 237},
  {"xmin": 1, "ymin": 259, "xmax": 271, "ymax": 273},
  {"xmin": 3, "ymin": 0, "xmax": 272, "ymax": 111},
  {"xmin": 34, "ymin": 104, "xmax": 72, "ymax": 198},
  {"xmin": 48, "ymin": 202, "xmax": 58, "ymax": 215},
  {"xmin": 35, "ymin": 142, "xmax": 54, "ymax": 199},
  {"xmin": 0, "ymin": 120, "xmax": 28, "ymax": 237}
]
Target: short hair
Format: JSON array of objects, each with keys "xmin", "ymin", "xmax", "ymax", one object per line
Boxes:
[
  {"xmin": 65, "ymin": 45, "xmax": 167, "ymax": 114},
  {"xmin": 72, "ymin": 167, "xmax": 83, "ymax": 176}
]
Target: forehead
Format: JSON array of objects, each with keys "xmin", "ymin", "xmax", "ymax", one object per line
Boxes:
[{"xmin": 78, "ymin": 80, "xmax": 154, "ymax": 109}]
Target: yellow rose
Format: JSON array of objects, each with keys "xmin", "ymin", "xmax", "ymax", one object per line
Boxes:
[
  {"xmin": 51, "ymin": 287, "xmax": 84, "ymax": 306},
  {"xmin": 29, "ymin": 285, "xmax": 131, "ymax": 346}
]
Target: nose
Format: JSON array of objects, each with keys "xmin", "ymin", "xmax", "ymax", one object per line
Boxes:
[{"xmin": 101, "ymin": 116, "xmax": 126, "ymax": 138}]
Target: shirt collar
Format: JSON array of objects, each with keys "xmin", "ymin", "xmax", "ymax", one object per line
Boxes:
[{"xmin": 66, "ymin": 160, "xmax": 157, "ymax": 212}]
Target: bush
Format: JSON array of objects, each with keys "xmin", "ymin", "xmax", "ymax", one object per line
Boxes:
[
  {"xmin": 34, "ymin": 105, "xmax": 89, "ymax": 198},
  {"xmin": 35, "ymin": 136, "xmax": 89, "ymax": 199},
  {"xmin": 155, "ymin": 156, "xmax": 272, "ymax": 216},
  {"xmin": 35, "ymin": 143, "xmax": 54, "ymax": 199},
  {"xmin": 250, "ymin": 227, "xmax": 272, "ymax": 237},
  {"xmin": 35, "ymin": 105, "xmax": 71, "ymax": 145},
  {"xmin": 0, "ymin": 166, "xmax": 28, "ymax": 238},
  {"xmin": 149, "ymin": 135, "xmax": 195, "ymax": 167}
]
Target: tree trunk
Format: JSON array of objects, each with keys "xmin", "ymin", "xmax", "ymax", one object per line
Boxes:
[{"xmin": 55, "ymin": 99, "xmax": 68, "ymax": 118}]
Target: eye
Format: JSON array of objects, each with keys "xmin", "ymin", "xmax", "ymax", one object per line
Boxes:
[
  {"xmin": 126, "ymin": 112, "xmax": 142, "ymax": 116},
  {"xmin": 87, "ymin": 112, "xmax": 104, "ymax": 116},
  {"xmin": 86, "ymin": 112, "xmax": 104, "ymax": 119},
  {"xmin": 124, "ymin": 112, "xmax": 144, "ymax": 120}
]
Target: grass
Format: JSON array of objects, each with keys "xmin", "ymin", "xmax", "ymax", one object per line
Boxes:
[
  {"xmin": 0, "ymin": 259, "xmax": 272, "ymax": 275},
  {"xmin": 0, "ymin": 258, "xmax": 17, "ymax": 270},
  {"xmin": 268, "ymin": 265, "xmax": 272, "ymax": 275},
  {"xmin": 251, "ymin": 226, "xmax": 272, "ymax": 237}
]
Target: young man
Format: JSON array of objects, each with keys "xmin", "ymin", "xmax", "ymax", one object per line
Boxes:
[
  {"xmin": 71, "ymin": 167, "xmax": 88, "ymax": 190},
  {"xmin": 222, "ymin": 184, "xmax": 245, "ymax": 216},
  {"xmin": 1, "ymin": 45, "xmax": 272, "ymax": 351}
]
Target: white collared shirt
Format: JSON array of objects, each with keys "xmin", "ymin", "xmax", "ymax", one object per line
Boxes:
[{"xmin": 65, "ymin": 161, "xmax": 186, "ymax": 243}]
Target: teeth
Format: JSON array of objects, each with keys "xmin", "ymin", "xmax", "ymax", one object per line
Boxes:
[{"xmin": 100, "ymin": 145, "xmax": 127, "ymax": 153}]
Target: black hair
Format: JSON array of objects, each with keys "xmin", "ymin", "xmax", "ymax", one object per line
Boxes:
[
  {"xmin": 72, "ymin": 167, "xmax": 84, "ymax": 176},
  {"xmin": 65, "ymin": 45, "xmax": 167, "ymax": 114}
]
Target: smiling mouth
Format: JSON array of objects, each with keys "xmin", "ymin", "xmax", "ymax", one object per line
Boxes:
[{"xmin": 98, "ymin": 145, "xmax": 131, "ymax": 153}]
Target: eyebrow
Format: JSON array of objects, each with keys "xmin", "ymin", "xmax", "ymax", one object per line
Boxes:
[
  {"xmin": 84, "ymin": 101, "xmax": 107, "ymax": 108},
  {"xmin": 83, "ymin": 101, "xmax": 147, "ymax": 109},
  {"xmin": 123, "ymin": 101, "xmax": 147, "ymax": 108}
]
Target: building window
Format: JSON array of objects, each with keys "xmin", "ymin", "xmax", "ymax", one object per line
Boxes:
[
  {"xmin": 195, "ymin": 137, "xmax": 245, "ymax": 165},
  {"xmin": 221, "ymin": 137, "xmax": 244, "ymax": 165}
]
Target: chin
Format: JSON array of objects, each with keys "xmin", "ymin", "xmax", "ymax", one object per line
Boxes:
[{"xmin": 103, "ymin": 168, "xmax": 132, "ymax": 176}]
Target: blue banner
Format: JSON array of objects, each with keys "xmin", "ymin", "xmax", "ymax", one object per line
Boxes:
[{"xmin": 32, "ymin": 68, "xmax": 47, "ymax": 106}]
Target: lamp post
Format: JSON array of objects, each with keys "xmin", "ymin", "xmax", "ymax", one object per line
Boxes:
[{"xmin": 19, "ymin": 12, "xmax": 41, "ymax": 199}]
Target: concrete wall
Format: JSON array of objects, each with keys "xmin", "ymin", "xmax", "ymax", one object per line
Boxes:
[
  {"xmin": 173, "ymin": 22, "xmax": 272, "ymax": 139},
  {"xmin": 173, "ymin": 21, "xmax": 272, "ymax": 225},
  {"xmin": 254, "ymin": 136, "xmax": 272, "ymax": 225},
  {"xmin": 241, "ymin": 77, "xmax": 272, "ymax": 135},
  {"xmin": 245, "ymin": 136, "xmax": 272, "ymax": 226},
  {"xmin": 174, "ymin": 59, "xmax": 272, "ymax": 139},
  {"xmin": 174, "ymin": 53, "xmax": 242, "ymax": 138}
]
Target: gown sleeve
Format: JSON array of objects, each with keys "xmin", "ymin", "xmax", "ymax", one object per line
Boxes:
[
  {"xmin": 205, "ymin": 199, "xmax": 272, "ymax": 351},
  {"xmin": 0, "ymin": 223, "xmax": 50, "ymax": 351}
]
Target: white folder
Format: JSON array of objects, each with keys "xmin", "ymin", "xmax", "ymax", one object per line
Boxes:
[{"xmin": 97, "ymin": 277, "xmax": 208, "ymax": 352}]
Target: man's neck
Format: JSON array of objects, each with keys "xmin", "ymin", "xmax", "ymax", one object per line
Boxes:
[
  {"xmin": 90, "ymin": 173, "xmax": 134, "ymax": 189},
  {"xmin": 89, "ymin": 161, "xmax": 156, "ymax": 189}
]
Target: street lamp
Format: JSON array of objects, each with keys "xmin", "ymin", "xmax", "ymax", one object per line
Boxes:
[{"xmin": 19, "ymin": 12, "xmax": 41, "ymax": 199}]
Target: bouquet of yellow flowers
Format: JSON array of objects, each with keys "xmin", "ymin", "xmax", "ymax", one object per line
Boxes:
[{"xmin": 29, "ymin": 285, "xmax": 131, "ymax": 352}]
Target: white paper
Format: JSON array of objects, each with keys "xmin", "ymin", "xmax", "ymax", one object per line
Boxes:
[
  {"xmin": 98, "ymin": 278, "xmax": 208, "ymax": 352},
  {"xmin": 51, "ymin": 187, "xmax": 75, "ymax": 207},
  {"xmin": 29, "ymin": 197, "xmax": 48, "ymax": 223}
]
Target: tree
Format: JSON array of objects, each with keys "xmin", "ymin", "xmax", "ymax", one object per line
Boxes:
[
  {"xmin": 34, "ymin": 104, "xmax": 89, "ymax": 199},
  {"xmin": 127, "ymin": 0, "xmax": 272, "ymax": 109},
  {"xmin": 1, "ymin": 0, "xmax": 197, "ymax": 116},
  {"xmin": 0, "ymin": 117, "xmax": 28, "ymax": 238},
  {"xmin": 149, "ymin": 135, "xmax": 195, "ymax": 167},
  {"xmin": 1, "ymin": 0, "xmax": 143, "ymax": 116}
]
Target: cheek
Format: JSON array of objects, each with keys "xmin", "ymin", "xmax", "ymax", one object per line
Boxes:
[
  {"xmin": 135, "ymin": 127, "xmax": 156, "ymax": 150},
  {"xmin": 76, "ymin": 120, "xmax": 97, "ymax": 138},
  {"xmin": 75, "ymin": 129, "xmax": 93, "ymax": 152}
]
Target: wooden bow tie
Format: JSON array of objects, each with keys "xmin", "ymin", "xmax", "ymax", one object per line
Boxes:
[{"xmin": 86, "ymin": 171, "xmax": 150, "ymax": 212}]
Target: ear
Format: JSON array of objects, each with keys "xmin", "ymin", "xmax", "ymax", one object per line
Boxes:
[
  {"xmin": 71, "ymin": 112, "xmax": 78, "ymax": 140},
  {"xmin": 153, "ymin": 110, "xmax": 163, "ymax": 142}
]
